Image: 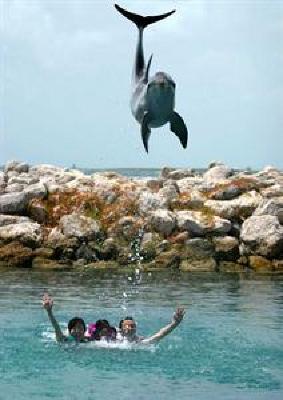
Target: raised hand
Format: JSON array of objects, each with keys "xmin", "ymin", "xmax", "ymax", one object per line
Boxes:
[
  {"xmin": 173, "ymin": 307, "xmax": 185, "ymax": 323},
  {"xmin": 42, "ymin": 292, "xmax": 53, "ymax": 311}
]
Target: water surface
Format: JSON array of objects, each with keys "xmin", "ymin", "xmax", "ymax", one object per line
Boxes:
[{"xmin": 0, "ymin": 269, "xmax": 282, "ymax": 399}]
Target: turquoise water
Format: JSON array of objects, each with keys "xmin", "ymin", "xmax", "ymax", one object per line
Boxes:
[{"xmin": 0, "ymin": 269, "xmax": 283, "ymax": 400}]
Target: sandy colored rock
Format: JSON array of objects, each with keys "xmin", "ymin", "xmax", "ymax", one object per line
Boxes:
[
  {"xmin": 218, "ymin": 261, "xmax": 245, "ymax": 272},
  {"xmin": 249, "ymin": 256, "xmax": 273, "ymax": 271},
  {"xmin": 213, "ymin": 236, "xmax": 239, "ymax": 261},
  {"xmin": 180, "ymin": 258, "xmax": 216, "ymax": 272},
  {"xmin": 0, "ymin": 241, "xmax": 33, "ymax": 267}
]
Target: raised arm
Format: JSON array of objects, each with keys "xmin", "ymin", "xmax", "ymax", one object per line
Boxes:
[
  {"xmin": 42, "ymin": 293, "xmax": 66, "ymax": 342},
  {"xmin": 140, "ymin": 308, "xmax": 185, "ymax": 345}
]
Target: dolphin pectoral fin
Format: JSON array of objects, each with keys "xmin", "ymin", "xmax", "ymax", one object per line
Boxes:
[
  {"xmin": 141, "ymin": 113, "xmax": 151, "ymax": 153},
  {"xmin": 143, "ymin": 54, "xmax": 153, "ymax": 84},
  {"xmin": 169, "ymin": 111, "xmax": 188, "ymax": 149}
]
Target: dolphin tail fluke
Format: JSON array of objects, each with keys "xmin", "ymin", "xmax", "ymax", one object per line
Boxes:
[
  {"xmin": 169, "ymin": 111, "xmax": 188, "ymax": 149},
  {"xmin": 115, "ymin": 4, "xmax": 175, "ymax": 29}
]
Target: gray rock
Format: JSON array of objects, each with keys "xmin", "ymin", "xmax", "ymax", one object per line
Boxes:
[
  {"xmin": 203, "ymin": 164, "xmax": 232, "ymax": 184},
  {"xmin": 261, "ymin": 184, "xmax": 283, "ymax": 198},
  {"xmin": 149, "ymin": 209, "xmax": 176, "ymax": 236},
  {"xmin": 0, "ymin": 172, "xmax": 6, "ymax": 193},
  {"xmin": 0, "ymin": 215, "xmax": 30, "ymax": 227},
  {"xmin": 184, "ymin": 238, "xmax": 215, "ymax": 259},
  {"xmin": 139, "ymin": 191, "xmax": 168, "ymax": 213},
  {"xmin": 176, "ymin": 210, "xmax": 231, "ymax": 236},
  {"xmin": 29, "ymin": 164, "xmax": 65, "ymax": 176},
  {"xmin": 24, "ymin": 183, "xmax": 47, "ymax": 201},
  {"xmin": 0, "ymin": 192, "xmax": 28, "ymax": 214},
  {"xmin": 212, "ymin": 236, "xmax": 239, "ymax": 261},
  {"xmin": 253, "ymin": 198, "xmax": 283, "ymax": 224},
  {"xmin": 5, "ymin": 183, "xmax": 24, "ymax": 193},
  {"xmin": 177, "ymin": 177, "xmax": 204, "ymax": 193},
  {"xmin": 160, "ymin": 167, "xmax": 175, "ymax": 179},
  {"xmin": 4, "ymin": 160, "xmax": 29, "ymax": 174},
  {"xmin": 146, "ymin": 179, "xmax": 163, "ymax": 191},
  {"xmin": 0, "ymin": 221, "xmax": 42, "ymax": 246},
  {"xmin": 240, "ymin": 215, "xmax": 283, "ymax": 258},
  {"xmin": 208, "ymin": 185, "xmax": 242, "ymax": 201},
  {"xmin": 60, "ymin": 213, "xmax": 100, "ymax": 240},
  {"xmin": 8, "ymin": 174, "xmax": 39, "ymax": 186},
  {"xmin": 166, "ymin": 169, "xmax": 195, "ymax": 180},
  {"xmin": 205, "ymin": 191, "xmax": 262, "ymax": 220},
  {"xmin": 159, "ymin": 181, "xmax": 178, "ymax": 203}
]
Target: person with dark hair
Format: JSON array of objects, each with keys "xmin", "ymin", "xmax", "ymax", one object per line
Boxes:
[
  {"xmin": 42, "ymin": 293, "xmax": 89, "ymax": 343},
  {"xmin": 118, "ymin": 308, "xmax": 185, "ymax": 344},
  {"xmin": 90, "ymin": 319, "xmax": 117, "ymax": 342}
]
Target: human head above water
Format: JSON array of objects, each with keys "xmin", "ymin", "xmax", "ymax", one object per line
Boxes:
[
  {"xmin": 119, "ymin": 316, "xmax": 137, "ymax": 338},
  {"xmin": 68, "ymin": 317, "xmax": 86, "ymax": 339}
]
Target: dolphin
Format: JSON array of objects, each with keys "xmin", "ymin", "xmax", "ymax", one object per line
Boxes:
[{"xmin": 115, "ymin": 4, "xmax": 188, "ymax": 153}]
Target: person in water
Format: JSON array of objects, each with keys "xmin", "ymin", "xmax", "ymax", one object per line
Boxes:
[
  {"xmin": 90, "ymin": 319, "xmax": 117, "ymax": 342},
  {"xmin": 118, "ymin": 307, "xmax": 185, "ymax": 344},
  {"xmin": 42, "ymin": 293, "xmax": 89, "ymax": 343}
]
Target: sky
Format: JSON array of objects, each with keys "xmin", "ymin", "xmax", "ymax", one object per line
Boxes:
[{"xmin": 0, "ymin": 0, "xmax": 282, "ymax": 169}]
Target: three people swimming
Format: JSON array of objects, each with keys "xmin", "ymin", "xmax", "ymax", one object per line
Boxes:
[{"xmin": 42, "ymin": 293, "xmax": 185, "ymax": 344}]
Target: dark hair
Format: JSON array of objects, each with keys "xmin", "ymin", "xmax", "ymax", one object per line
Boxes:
[
  {"xmin": 68, "ymin": 317, "xmax": 86, "ymax": 333},
  {"xmin": 93, "ymin": 319, "xmax": 111, "ymax": 340},
  {"xmin": 109, "ymin": 327, "xmax": 117, "ymax": 340},
  {"xmin": 119, "ymin": 316, "xmax": 134, "ymax": 329}
]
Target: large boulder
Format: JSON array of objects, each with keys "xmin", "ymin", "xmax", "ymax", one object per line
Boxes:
[
  {"xmin": 8, "ymin": 174, "xmax": 39, "ymax": 186},
  {"xmin": 0, "ymin": 221, "xmax": 42, "ymax": 247},
  {"xmin": 138, "ymin": 191, "xmax": 168, "ymax": 213},
  {"xmin": 0, "ymin": 215, "xmax": 30, "ymax": 227},
  {"xmin": 212, "ymin": 236, "xmax": 239, "ymax": 261},
  {"xmin": 205, "ymin": 191, "xmax": 262, "ymax": 220},
  {"xmin": 203, "ymin": 163, "xmax": 232, "ymax": 184},
  {"xmin": 253, "ymin": 198, "xmax": 283, "ymax": 224},
  {"xmin": 148, "ymin": 209, "xmax": 176, "ymax": 236},
  {"xmin": 0, "ymin": 172, "xmax": 6, "ymax": 193},
  {"xmin": 184, "ymin": 238, "xmax": 215, "ymax": 259},
  {"xmin": 4, "ymin": 160, "xmax": 29, "ymax": 174},
  {"xmin": 0, "ymin": 192, "xmax": 28, "ymax": 214},
  {"xmin": 240, "ymin": 215, "xmax": 283, "ymax": 258},
  {"xmin": 24, "ymin": 183, "xmax": 47, "ymax": 201},
  {"xmin": 261, "ymin": 184, "xmax": 283, "ymax": 198},
  {"xmin": 180, "ymin": 258, "xmax": 217, "ymax": 272},
  {"xmin": 176, "ymin": 210, "xmax": 231, "ymax": 236},
  {"xmin": 59, "ymin": 213, "xmax": 100, "ymax": 240},
  {"xmin": 0, "ymin": 241, "xmax": 33, "ymax": 267}
]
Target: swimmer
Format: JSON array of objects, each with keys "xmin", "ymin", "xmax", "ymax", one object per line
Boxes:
[
  {"xmin": 42, "ymin": 293, "xmax": 89, "ymax": 343},
  {"xmin": 118, "ymin": 307, "xmax": 185, "ymax": 344},
  {"xmin": 88, "ymin": 319, "xmax": 117, "ymax": 342}
]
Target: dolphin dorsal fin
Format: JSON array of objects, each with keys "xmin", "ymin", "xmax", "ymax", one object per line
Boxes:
[{"xmin": 143, "ymin": 54, "xmax": 153, "ymax": 84}]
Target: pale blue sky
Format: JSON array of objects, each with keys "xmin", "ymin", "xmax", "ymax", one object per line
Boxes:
[{"xmin": 1, "ymin": 0, "xmax": 282, "ymax": 169}]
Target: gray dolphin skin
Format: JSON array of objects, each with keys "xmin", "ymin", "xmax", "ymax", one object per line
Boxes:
[{"xmin": 115, "ymin": 4, "xmax": 188, "ymax": 153}]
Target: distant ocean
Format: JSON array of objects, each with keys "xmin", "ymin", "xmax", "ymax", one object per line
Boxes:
[{"xmin": 81, "ymin": 167, "xmax": 161, "ymax": 178}]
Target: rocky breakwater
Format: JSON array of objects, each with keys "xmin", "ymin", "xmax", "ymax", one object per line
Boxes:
[{"xmin": 0, "ymin": 160, "xmax": 283, "ymax": 273}]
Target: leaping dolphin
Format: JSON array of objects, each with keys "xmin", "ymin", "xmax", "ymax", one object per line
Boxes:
[{"xmin": 115, "ymin": 4, "xmax": 188, "ymax": 153}]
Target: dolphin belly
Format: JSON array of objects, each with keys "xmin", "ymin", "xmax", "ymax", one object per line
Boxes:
[{"xmin": 146, "ymin": 85, "xmax": 175, "ymax": 127}]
